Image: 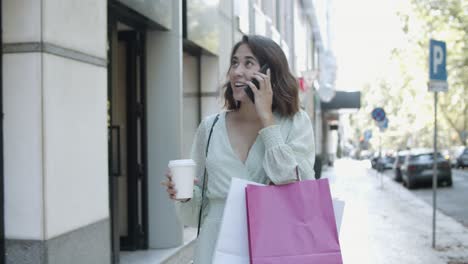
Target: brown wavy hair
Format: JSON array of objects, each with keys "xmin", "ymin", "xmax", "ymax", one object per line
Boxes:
[{"xmin": 223, "ymin": 35, "xmax": 299, "ymax": 117}]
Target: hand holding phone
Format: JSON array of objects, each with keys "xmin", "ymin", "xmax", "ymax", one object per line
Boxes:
[{"xmin": 244, "ymin": 64, "xmax": 270, "ymax": 103}]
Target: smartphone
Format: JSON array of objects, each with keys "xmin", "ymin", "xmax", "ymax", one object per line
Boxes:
[{"xmin": 244, "ymin": 64, "xmax": 270, "ymax": 103}]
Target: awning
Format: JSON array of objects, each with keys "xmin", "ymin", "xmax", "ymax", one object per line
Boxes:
[{"xmin": 321, "ymin": 91, "xmax": 361, "ymax": 111}]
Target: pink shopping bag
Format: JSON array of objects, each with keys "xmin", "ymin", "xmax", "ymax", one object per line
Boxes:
[{"xmin": 245, "ymin": 178, "xmax": 343, "ymax": 264}]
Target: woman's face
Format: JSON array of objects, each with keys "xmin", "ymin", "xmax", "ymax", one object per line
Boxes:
[{"xmin": 229, "ymin": 44, "xmax": 261, "ymax": 102}]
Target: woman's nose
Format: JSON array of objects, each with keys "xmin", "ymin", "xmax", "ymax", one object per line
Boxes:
[{"xmin": 233, "ymin": 65, "xmax": 246, "ymax": 76}]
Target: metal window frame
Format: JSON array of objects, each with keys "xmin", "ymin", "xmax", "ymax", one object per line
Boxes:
[{"xmin": 117, "ymin": 30, "xmax": 148, "ymax": 251}]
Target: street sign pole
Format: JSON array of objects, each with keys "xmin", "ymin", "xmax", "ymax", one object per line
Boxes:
[
  {"xmin": 371, "ymin": 107, "xmax": 387, "ymax": 189},
  {"xmin": 432, "ymin": 92, "xmax": 438, "ymax": 248},
  {"xmin": 379, "ymin": 132, "xmax": 383, "ymax": 189},
  {"xmin": 428, "ymin": 39, "xmax": 447, "ymax": 249}
]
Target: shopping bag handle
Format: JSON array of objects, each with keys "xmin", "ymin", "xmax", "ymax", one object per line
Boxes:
[
  {"xmin": 296, "ymin": 166, "xmax": 302, "ymax": 181},
  {"xmin": 269, "ymin": 166, "xmax": 301, "ymax": 185}
]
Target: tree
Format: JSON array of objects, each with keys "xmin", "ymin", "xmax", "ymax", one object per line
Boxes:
[
  {"xmin": 398, "ymin": 0, "xmax": 468, "ymax": 146},
  {"xmin": 348, "ymin": 0, "xmax": 467, "ymax": 152}
]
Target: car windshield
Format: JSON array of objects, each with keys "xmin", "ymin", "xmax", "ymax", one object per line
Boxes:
[
  {"xmin": 409, "ymin": 153, "xmax": 443, "ymax": 162},
  {"xmin": 383, "ymin": 156, "xmax": 394, "ymax": 162}
]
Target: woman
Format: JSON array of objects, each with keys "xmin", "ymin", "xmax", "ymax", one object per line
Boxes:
[{"xmin": 163, "ymin": 35, "xmax": 316, "ymax": 263}]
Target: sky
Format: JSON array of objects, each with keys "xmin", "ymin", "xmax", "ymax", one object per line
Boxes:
[{"xmin": 331, "ymin": 0, "xmax": 410, "ymax": 91}]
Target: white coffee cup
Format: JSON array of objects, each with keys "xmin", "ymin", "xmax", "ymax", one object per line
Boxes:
[{"xmin": 168, "ymin": 159, "xmax": 196, "ymax": 199}]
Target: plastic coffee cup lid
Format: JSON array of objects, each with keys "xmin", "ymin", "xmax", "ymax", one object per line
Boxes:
[{"xmin": 168, "ymin": 159, "xmax": 196, "ymax": 168}]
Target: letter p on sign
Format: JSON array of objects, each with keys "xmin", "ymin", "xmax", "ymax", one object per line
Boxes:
[{"xmin": 432, "ymin": 45, "xmax": 443, "ymax": 75}]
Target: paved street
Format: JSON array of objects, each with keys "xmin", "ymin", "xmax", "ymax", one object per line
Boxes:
[
  {"xmin": 326, "ymin": 159, "xmax": 468, "ymax": 264},
  {"xmin": 412, "ymin": 169, "xmax": 468, "ymax": 228},
  {"xmin": 382, "ymin": 168, "xmax": 468, "ymax": 228}
]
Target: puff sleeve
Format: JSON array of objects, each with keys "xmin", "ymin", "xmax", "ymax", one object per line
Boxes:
[{"xmin": 259, "ymin": 110, "xmax": 316, "ymax": 184}]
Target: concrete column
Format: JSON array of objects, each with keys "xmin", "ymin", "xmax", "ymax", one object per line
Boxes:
[
  {"xmin": 146, "ymin": 0, "xmax": 184, "ymax": 248},
  {"xmin": 3, "ymin": 0, "xmax": 110, "ymax": 263}
]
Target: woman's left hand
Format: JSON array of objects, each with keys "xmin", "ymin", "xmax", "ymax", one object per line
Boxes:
[{"xmin": 247, "ymin": 68, "xmax": 275, "ymax": 127}]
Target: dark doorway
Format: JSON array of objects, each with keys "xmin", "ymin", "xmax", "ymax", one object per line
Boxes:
[{"xmin": 108, "ymin": 15, "xmax": 148, "ymax": 263}]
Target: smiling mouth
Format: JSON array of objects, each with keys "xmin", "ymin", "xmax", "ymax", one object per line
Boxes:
[{"xmin": 234, "ymin": 82, "xmax": 248, "ymax": 88}]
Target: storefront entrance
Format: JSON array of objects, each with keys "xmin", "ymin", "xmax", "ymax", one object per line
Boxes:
[{"xmin": 108, "ymin": 5, "xmax": 149, "ymax": 262}]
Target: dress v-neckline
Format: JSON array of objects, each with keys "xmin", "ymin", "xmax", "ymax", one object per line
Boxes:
[{"xmin": 223, "ymin": 111, "xmax": 260, "ymax": 166}]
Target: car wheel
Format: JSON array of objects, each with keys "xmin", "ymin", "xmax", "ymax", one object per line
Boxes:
[
  {"xmin": 394, "ymin": 170, "xmax": 402, "ymax": 182},
  {"xmin": 406, "ymin": 177, "xmax": 416, "ymax": 189},
  {"xmin": 446, "ymin": 179, "xmax": 453, "ymax": 187}
]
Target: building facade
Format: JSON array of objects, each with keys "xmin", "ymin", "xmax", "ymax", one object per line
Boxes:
[
  {"xmin": 0, "ymin": 0, "xmax": 5, "ymax": 262},
  {"xmin": 2, "ymin": 0, "xmax": 336, "ymax": 263}
]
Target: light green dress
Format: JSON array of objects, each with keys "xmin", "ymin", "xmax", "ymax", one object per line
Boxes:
[{"xmin": 176, "ymin": 109, "xmax": 316, "ymax": 263}]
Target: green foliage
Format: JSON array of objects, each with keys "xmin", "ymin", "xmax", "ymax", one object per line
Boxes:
[
  {"xmin": 403, "ymin": 0, "xmax": 468, "ymax": 146},
  {"xmin": 350, "ymin": 0, "xmax": 467, "ymax": 152}
]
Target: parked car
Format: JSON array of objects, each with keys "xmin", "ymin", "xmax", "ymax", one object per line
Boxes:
[
  {"xmin": 359, "ymin": 150, "xmax": 373, "ymax": 160},
  {"xmin": 448, "ymin": 146, "xmax": 465, "ymax": 168},
  {"xmin": 455, "ymin": 147, "xmax": 468, "ymax": 169},
  {"xmin": 393, "ymin": 150, "xmax": 409, "ymax": 182},
  {"xmin": 401, "ymin": 149, "xmax": 452, "ymax": 189},
  {"xmin": 373, "ymin": 154, "xmax": 395, "ymax": 171},
  {"xmin": 371, "ymin": 153, "xmax": 379, "ymax": 169},
  {"xmin": 381, "ymin": 155, "xmax": 395, "ymax": 170}
]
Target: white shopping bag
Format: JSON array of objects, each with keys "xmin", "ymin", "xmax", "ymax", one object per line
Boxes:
[
  {"xmin": 213, "ymin": 178, "xmax": 345, "ymax": 264},
  {"xmin": 333, "ymin": 199, "xmax": 345, "ymax": 232},
  {"xmin": 212, "ymin": 178, "xmax": 261, "ymax": 264}
]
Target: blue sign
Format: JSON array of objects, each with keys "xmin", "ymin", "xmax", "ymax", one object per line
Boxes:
[
  {"xmin": 378, "ymin": 118, "xmax": 388, "ymax": 129},
  {"xmin": 364, "ymin": 130, "xmax": 372, "ymax": 141},
  {"xmin": 371, "ymin": 107, "xmax": 386, "ymax": 122},
  {"xmin": 428, "ymin": 39, "xmax": 448, "ymax": 92},
  {"xmin": 429, "ymin": 39, "xmax": 447, "ymax": 81}
]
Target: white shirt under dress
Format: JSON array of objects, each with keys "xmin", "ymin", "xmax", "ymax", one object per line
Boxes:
[{"xmin": 176, "ymin": 109, "xmax": 316, "ymax": 264}]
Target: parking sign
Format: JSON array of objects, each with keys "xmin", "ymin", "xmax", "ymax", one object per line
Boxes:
[{"xmin": 428, "ymin": 39, "xmax": 448, "ymax": 92}]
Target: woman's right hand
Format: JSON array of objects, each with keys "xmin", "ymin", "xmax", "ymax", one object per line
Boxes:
[{"xmin": 161, "ymin": 169, "xmax": 199, "ymax": 202}]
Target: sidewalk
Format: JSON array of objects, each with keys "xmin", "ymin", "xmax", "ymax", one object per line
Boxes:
[
  {"xmin": 123, "ymin": 158, "xmax": 468, "ymax": 264},
  {"xmin": 326, "ymin": 159, "xmax": 468, "ymax": 264}
]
